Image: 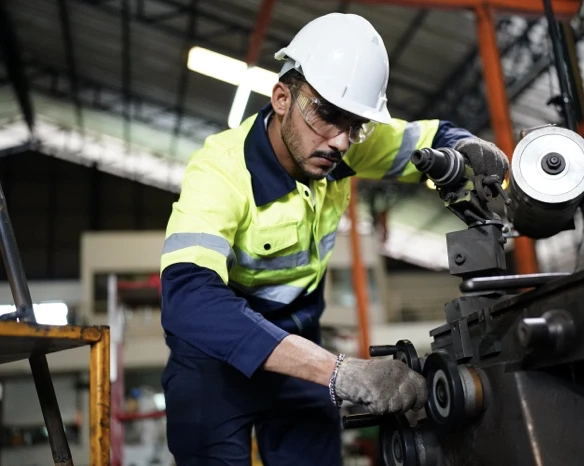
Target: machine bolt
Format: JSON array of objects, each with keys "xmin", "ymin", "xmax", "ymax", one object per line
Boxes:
[
  {"xmin": 541, "ymin": 152, "xmax": 566, "ymax": 175},
  {"xmin": 454, "ymin": 254, "xmax": 466, "ymax": 265},
  {"xmin": 436, "ymin": 380, "xmax": 448, "ymax": 408}
]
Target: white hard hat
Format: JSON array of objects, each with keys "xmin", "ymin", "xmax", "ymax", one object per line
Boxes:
[{"xmin": 275, "ymin": 13, "xmax": 391, "ymax": 124}]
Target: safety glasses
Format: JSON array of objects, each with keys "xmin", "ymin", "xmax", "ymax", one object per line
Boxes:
[{"xmin": 292, "ymin": 88, "xmax": 377, "ymax": 144}]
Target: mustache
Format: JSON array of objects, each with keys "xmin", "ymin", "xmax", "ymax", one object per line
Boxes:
[{"xmin": 310, "ymin": 150, "xmax": 343, "ymax": 163}]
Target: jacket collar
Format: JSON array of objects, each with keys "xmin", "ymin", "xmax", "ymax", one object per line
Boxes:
[{"xmin": 243, "ymin": 104, "xmax": 297, "ymax": 207}]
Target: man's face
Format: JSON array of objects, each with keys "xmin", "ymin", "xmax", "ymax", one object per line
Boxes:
[{"xmin": 280, "ymin": 85, "xmax": 369, "ymax": 181}]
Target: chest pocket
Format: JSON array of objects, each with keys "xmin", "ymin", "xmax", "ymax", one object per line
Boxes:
[{"xmin": 242, "ymin": 222, "xmax": 305, "ymax": 271}]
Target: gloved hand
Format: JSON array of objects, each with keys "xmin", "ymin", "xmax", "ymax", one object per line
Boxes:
[
  {"xmin": 454, "ymin": 137, "xmax": 509, "ymax": 181},
  {"xmin": 333, "ymin": 357, "xmax": 427, "ymax": 415}
]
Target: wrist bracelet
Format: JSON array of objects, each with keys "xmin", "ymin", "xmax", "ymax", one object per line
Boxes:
[{"xmin": 328, "ymin": 353, "xmax": 346, "ymax": 408}]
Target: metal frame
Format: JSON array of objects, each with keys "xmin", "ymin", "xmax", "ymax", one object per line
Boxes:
[
  {"xmin": 332, "ymin": 0, "xmax": 580, "ymax": 17},
  {"xmin": 419, "ymin": 17, "xmax": 583, "ymax": 134}
]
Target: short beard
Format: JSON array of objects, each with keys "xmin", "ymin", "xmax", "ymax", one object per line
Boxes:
[
  {"xmin": 281, "ymin": 107, "xmax": 343, "ymax": 181},
  {"xmin": 281, "ymin": 107, "xmax": 316, "ymax": 179}
]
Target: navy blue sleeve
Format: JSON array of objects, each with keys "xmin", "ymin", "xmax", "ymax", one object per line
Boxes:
[
  {"xmin": 160, "ymin": 262, "xmax": 289, "ymax": 378},
  {"xmin": 432, "ymin": 120, "xmax": 474, "ymax": 149}
]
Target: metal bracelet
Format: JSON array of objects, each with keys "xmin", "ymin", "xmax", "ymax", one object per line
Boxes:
[{"xmin": 329, "ymin": 352, "xmax": 346, "ymax": 408}]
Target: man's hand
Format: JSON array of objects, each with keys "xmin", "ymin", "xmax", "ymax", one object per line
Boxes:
[
  {"xmin": 454, "ymin": 137, "xmax": 509, "ymax": 181},
  {"xmin": 333, "ymin": 358, "xmax": 427, "ymax": 415}
]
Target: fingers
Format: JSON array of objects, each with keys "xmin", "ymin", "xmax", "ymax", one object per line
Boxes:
[
  {"xmin": 409, "ymin": 371, "xmax": 429, "ymax": 410},
  {"xmin": 391, "ymin": 372, "xmax": 427, "ymax": 413},
  {"xmin": 396, "ymin": 381, "xmax": 416, "ymax": 412}
]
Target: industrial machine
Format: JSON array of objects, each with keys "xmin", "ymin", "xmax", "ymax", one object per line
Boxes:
[
  {"xmin": 341, "ymin": 0, "xmax": 584, "ymax": 462},
  {"xmin": 342, "ymin": 123, "xmax": 584, "ymax": 465}
]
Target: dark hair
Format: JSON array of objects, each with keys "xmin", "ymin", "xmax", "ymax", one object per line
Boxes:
[
  {"xmin": 278, "ymin": 68, "xmax": 365, "ymax": 124},
  {"xmin": 279, "ymin": 69, "xmax": 307, "ymax": 90}
]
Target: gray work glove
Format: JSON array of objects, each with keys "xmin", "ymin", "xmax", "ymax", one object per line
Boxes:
[
  {"xmin": 334, "ymin": 358, "xmax": 427, "ymax": 415},
  {"xmin": 454, "ymin": 137, "xmax": 509, "ymax": 181}
]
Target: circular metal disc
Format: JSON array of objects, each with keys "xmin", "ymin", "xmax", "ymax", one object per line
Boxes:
[{"xmin": 512, "ymin": 126, "xmax": 584, "ymax": 204}]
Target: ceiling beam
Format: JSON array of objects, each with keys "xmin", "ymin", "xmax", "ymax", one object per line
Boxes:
[
  {"xmin": 321, "ymin": 0, "xmax": 580, "ymax": 17},
  {"xmin": 415, "ymin": 17, "xmax": 556, "ymax": 133},
  {"xmin": 56, "ymin": 0, "xmax": 84, "ymax": 133},
  {"xmin": 244, "ymin": 0, "xmax": 277, "ymax": 66},
  {"xmin": 170, "ymin": 0, "xmax": 198, "ymax": 157}
]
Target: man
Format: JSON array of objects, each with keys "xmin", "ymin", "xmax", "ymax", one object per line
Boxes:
[{"xmin": 160, "ymin": 12, "xmax": 508, "ymax": 466}]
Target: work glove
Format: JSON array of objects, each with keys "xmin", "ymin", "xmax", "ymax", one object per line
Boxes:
[
  {"xmin": 333, "ymin": 357, "xmax": 428, "ymax": 415},
  {"xmin": 454, "ymin": 137, "xmax": 509, "ymax": 181}
]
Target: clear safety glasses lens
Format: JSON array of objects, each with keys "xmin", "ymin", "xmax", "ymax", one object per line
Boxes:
[{"xmin": 294, "ymin": 91, "xmax": 376, "ymax": 144}]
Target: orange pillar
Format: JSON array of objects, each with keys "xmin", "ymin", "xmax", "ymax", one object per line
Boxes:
[
  {"xmin": 475, "ymin": 5, "xmax": 539, "ymax": 275},
  {"xmin": 348, "ymin": 178, "xmax": 371, "ymax": 359},
  {"xmin": 244, "ymin": 0, "xmax": 277, "ymax": 65}
]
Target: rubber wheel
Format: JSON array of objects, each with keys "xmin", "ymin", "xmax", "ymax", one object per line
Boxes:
[
  {"xmin": 422, "ymin": 351, "xmax": 467, "ymax": 433},
  {"xmin": 379, "ymin": 414, "xmax": 417, "ymax": 466}
]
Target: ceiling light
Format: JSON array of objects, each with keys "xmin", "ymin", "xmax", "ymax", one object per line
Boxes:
[{"xmin": 187, "ymin": 46, "xmax": 277, "ymax": 97}]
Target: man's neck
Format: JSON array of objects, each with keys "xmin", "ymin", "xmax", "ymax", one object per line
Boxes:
[{"xmin": 267, "ymin": 113, "xmax": 307, "ymax": 184}]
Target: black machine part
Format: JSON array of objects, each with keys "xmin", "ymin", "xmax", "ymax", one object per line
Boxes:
[
  {"xmin": 516, "ymin": 309, "xmax": 576, "ymax": 355},
  {"xmin": 422, "ymin": 352, "xmax": 486, "ymax": 434},
  {"xmin": 379, "ymin": 415, "xmax": 444, "ymax": 466},
  {"xmin": 446, "ymin": 223, "xmax": 507, "ymax": 279},
  {"xmin": 369, "ymin": 340, "xmax": 422, "ymax": 374},
  {"xmin": 411, "ymin": 126, "xmax": 584, "ymax": 242},
  {"xmin": 410, "ymin": 148, "xmax": 466, "ymax": 189},
  {"xmin": 410, "ymin": 146, "xmax": 508, "ymax": 228}
]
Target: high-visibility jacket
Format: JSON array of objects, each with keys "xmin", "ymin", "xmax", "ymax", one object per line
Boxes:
[{"xmin": 160, "ymin": 104, "xmax": 472, "ymax": 377}]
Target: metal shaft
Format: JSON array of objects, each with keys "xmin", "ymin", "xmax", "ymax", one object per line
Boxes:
[
  {"xmin": 460, "ymin": 273, "xmax": 570, "ymax": 293},
  {"xmin": 0, "ymin": 181, "xmax": 74, "ymax": 465},
  {"xmin": 0, "ymin": 182, "xmax": 35, "ymax": 322}
]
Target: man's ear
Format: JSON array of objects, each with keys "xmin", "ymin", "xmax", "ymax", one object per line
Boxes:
[{"xmin": 271, "ymin": 82, "xmax": 291, "ymax": 117}]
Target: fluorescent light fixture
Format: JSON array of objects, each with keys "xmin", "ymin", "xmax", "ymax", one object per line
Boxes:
[
  {"xmin": 187, "ymin": 46, "xmax": 278, "ymax": 97},
  {"xmin": 228, "ymin": 82, "xmax": 252, "ymax": 129},
  {"xmin": 0, "ymin": 302, "xmax": 69, "ymax": 326}
]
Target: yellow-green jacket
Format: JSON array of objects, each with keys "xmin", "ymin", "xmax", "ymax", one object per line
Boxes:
[{"xmin": 160, "ymin": 104, "xmax": 472, "ymax": 377}]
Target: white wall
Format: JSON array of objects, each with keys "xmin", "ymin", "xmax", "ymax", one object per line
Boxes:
[{"xmin": 79, "ymin": 231, "xmax": 166, "ymax": 324}]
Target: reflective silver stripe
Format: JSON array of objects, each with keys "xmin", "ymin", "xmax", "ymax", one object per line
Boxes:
[
  {"xmin": 235, "ymin": 248, "xmax": 310, "ymax": 270},
  {"xmin": 384, "ymin": 121, "xmax": 421, "ymax": 178},
  {"xmin": 162, "ymin": 232, "xmax": 236, "ymax": 269},
  {"xmin": 318, "ymin": 231, "xmax": 337, "ymax": 258},
  {"xmin": 230, "ymin": 281, "xmax": 304, "ymax": 304},
  {"xmin": 235, "ymin": 231, "xmax": 338, "ymax": 270}
]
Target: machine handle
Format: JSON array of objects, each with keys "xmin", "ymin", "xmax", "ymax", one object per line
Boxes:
[
  {"xmin": 342, "ymin": 413, "xmax": 383, "ymax": 429},
  {"xmin": 460, "ymin": 273, "xmax": 570, "ymax": 292},
  {"xmin": 369, "ymin": 345, "xmax": 398, "ymax": 357}
]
